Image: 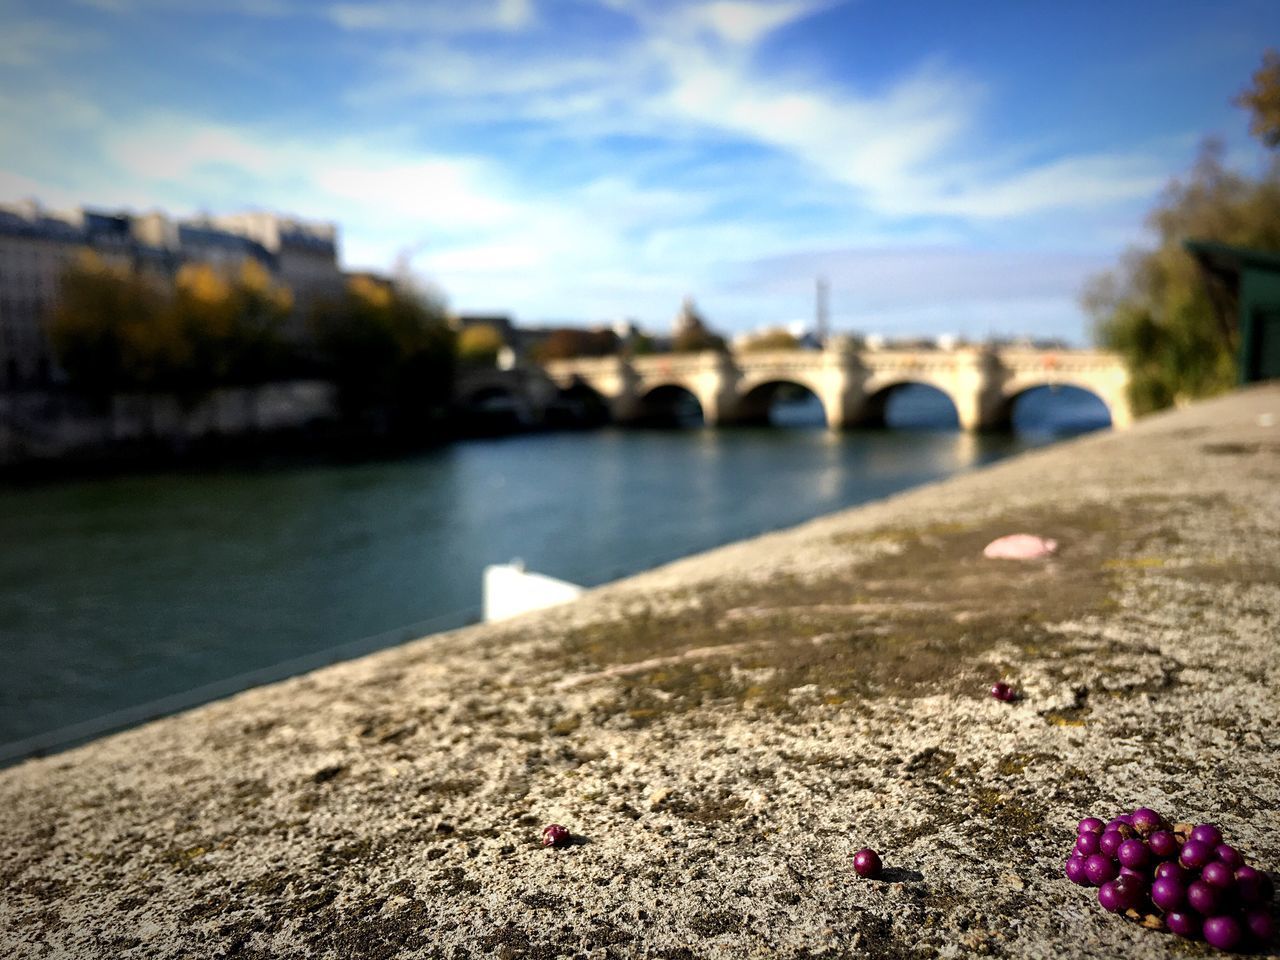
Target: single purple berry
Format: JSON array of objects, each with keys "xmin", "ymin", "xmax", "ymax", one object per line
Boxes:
[
  {"xmin": 1117, "ymin": 838, "xmax": 1150, "ymax": 870},
  {"xmin": 1065, "ymin": 855, "xmax": 1090, "ymax": 886},
  {"xmin": 1214, "ymin": 844, "xmax": 1244, "ymax": 869},
  {"xmin": 541, "ymin": 823, "xmax": 571, "ymax": 848},
  {"xmin": 1130, "ymin": 807, "xmax": 1162, "ymax": 836},
  {"xmin": 1155, "ymin": 861, "xmax": 1189, "ymax": 883},
  {"xmin": 1180, "ymin": 838, "xmax": 1213, "ymax": 870},
  {"xmin": 1151, "ymin": 876, "xmax": 1187, "ymax": 912},
  {"xmin": 1201, "ymin": 860, "xmax": 1235, "ymax": 891},
  {"xmin": 1190, "ymin": 823, "xmax": 1223, "ymax": 848},
  {"xmin": 1148, "ymin": 830, "xmax": 1178, "ymax": 860},
  {"xmin": 1075, "ymin": 832, "xmax": 1100, "ymax": 857},
  {"xmin": 853, "ymin": 847, "xmax": 882, "ymax": 879},
  {"xmin": 1105, "ymin": 817, "xmax": 1129, "ymax": 833},
  {"xmin": 1086, "ymin": 853, "xmax": 1119, "ymax": 887},
  {"xmin": 1244, "ymin": 907, "xmax": 1275, "ymax": 944},
  {"xmin": 1235, "ymin": 865, "xmax": 1274, "ymax": 904},
  {"xmin": 1203, "ymin": 915, "xmax": 1244, "ymax": 952},
  {"xmin": 990, "ymin": 681, "xmax": 1015, "ymax": 702},
  {"xmin": 1187, "ymin": 880, "xmax": 1220, "ymax": 916},
  {"xmin": 1113, "ymin": 876, "xmax": 1147, "ymax": 911},
  {"xmin": 1165, "ymin": 911, "xmax": 1202, "ymax": 940},
  {"xmin": 1099, "ymin": 830, "xmax": 1125, "ymax": 857},
  {"xmin": 1119, "ymin": 866, "xmax": 1148, "ymax": 883},
  {"xmin": 1098, "ymin": 880, "xmax": 1126, "ymax": 913},
  {"xmin": 1078, "ymin": 817, "xmax": 1105, "ymax": 835}
]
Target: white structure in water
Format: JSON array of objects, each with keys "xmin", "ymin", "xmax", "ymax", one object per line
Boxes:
[{"xmin": 482, "ymin": 561, "xmax": 583, "ymax": 623}]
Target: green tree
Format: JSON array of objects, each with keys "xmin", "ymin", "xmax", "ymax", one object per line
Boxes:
[
  {"xmin": 1086, "ymin": 143, "xmax": 1280, "ymax": 413},
  {"xmin": 311, "ymin": 275, "xmax": 455, "ymax": 433},
  {"xmin": 1087, "ymin": 53, "xmax": 1280, "ymax": 416}
]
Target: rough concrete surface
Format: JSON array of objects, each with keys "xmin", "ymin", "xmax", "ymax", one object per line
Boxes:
[{"xmin": 2, "ymin": 385, "xmax": 1279, "ymax": 960}]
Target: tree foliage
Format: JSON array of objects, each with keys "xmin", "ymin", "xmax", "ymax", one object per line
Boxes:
[
  {"xmin": 456, "ymin": 323, "xmax": 505, "ymax": 366},
  {"xmin": 530, "ymin": 327, "xmax": 619, "ymax": 362},
  {"xmin": 49, "ymin": 253, "xmax": 294, "ymax": 406},
  {"xmin": 739, "ymin": 328, "xmax": 800, "ymax": 352},
  {"xmin": 1087, "ymin": 57, "xmax": 1280, "ymax": 415},
  {"xmin": 1236, "ymin": 48, "xmax": 1280, "ymax": 149},
  {"xmin": 310, "ymin": 275, "xmax": 455, "ymax": 432}
]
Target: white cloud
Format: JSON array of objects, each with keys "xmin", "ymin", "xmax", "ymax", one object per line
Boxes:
[
  {"xmin": 0, "ymin": 18, "xmax": 95, "ymax": 67},
  {"xmin": 326, "ymin": 0, "xmax": 534, "ymax": 33}
]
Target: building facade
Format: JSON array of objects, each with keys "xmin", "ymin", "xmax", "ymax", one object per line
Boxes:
[{"xmin": 0, "ymin": 201, "xmax": 343, "ymax": 389}]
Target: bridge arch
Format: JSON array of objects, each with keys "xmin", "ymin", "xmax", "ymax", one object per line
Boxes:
[
  {"xmin": 637, "ymin": 383, "xmax": 704, "ymax": 426},
  {"xmin": 991, "ymin": 378, "xmax": 1120, "ymax": 433},
  {"xmin": 854, "ymin": 380, "xmax": 962, "ymax": 429},
  {"xmin": 549, "ymin": 380, "xmax": 612, "ymax": 427},
  {"xmin": 733, "ymin": 379, "xmax": 828, "ymax": 427}
]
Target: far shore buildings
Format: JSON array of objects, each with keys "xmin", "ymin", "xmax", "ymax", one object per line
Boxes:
[{"xmin": 0, "ymin": 200, "xmax": 344, "ymax": 389}]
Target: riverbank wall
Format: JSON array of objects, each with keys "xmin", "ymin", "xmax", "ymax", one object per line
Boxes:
[{"xmin": 1, "ymin": 385, "xmax": 1278, "ymax": 958}]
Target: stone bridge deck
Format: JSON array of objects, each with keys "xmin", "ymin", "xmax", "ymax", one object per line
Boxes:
[
  {"xmin": 543, "ymin": 345, "xmax": 1131, "ymax": 430},
  {"xmin": 3, "ymin": 386, "xmax": 1278, "ymax": 959}
]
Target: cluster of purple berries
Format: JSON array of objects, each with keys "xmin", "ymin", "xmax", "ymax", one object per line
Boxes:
[{"xmin": 1065, "ymin": 807, "xmax": 1275, "ymax": 952}]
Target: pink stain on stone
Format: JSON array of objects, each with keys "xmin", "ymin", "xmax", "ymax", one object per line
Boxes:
[{"xmin": 983, "ymin": 534, "xmax": 1058, "ymax": 560}]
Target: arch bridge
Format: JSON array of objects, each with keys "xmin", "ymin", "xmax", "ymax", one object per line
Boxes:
[{"xmin": 543, "ymin": 344, "xmax": 1132, "ymax": 431}]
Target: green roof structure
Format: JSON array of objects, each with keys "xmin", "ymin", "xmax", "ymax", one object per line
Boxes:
[{"xmin": 1185, "ymin": 240, "xmax": 1280, "ymax": 383}]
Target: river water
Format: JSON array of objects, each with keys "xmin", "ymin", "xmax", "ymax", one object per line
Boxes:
[{"xmin": 0, "ymin": 387, "xmax": 1109, "ymax": 755}]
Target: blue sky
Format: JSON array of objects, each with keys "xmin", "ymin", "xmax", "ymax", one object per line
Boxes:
[{"xmin": 1, "ymin": 0, "xmax": 1276, "ymax": 342}]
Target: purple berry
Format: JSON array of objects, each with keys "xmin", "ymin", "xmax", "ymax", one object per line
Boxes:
[
  {"xmin": 1078, "ymin": 817, "xmax": 1105, "ymax": 835},
  {"xmin": 1190, "ymin": 823, "xmax": 1223, "ymax": 847},
  {"xmin": 1148, "ymin": 830, "xmax": 1178, "ymax": 860},
  {"xmin": 1165, "ymin": 911, "xmax": 1202, "ymax": 939},
  {"xmin": 1151, "ymin": 876, "xmax": 1186, "ymax": 912},
  {"xmin": 853, "ymin": 847, "xmax": 882, "ymax": 879},
  {"xmin": 1180, "ymin": 838, "xmax": 1213, "ymax": 870},
  {"xmin": 990, "ymin": 681, "xmax": 1015, "ymax": 702},
  {"xmin": 1130, "ymin": 807, "xmax": 1162, "ymax": 836},
  {"xmin": 1244, "ymin": 907, "xmax": 1275, "ymax": 944},
  {"xmin": 1155, "ymin": 861, "xmax": 1189, "ymax": 883},
  {"xmin": 1202, "ymin": 860, "xmax": 1235, "ymax": 891},
  {"xmin": 1105, "ymin": 817, "xmax": 1130, "ymax": 833},
  {"xmin": 1119, "ymin": 865, "xmax": 1148, "ymax": 881},
  {"xmin": 1113, "ymin": 876, "xmax": 1147, "ymax": 911},
  {"xmin": 1187, "ymin": 880, "xmax": 1220, "ymax": 915},
  {"xmin": 1085, "ymin": 854, "xmax": 1119, "ymax": 886},
  {"xmin": 1235, "ymin": 865, "xmax": 1273, "ymax": 904},
  {"xmin": 1117, "ymin": 838, "xmax": 1150, "ymax": 870},
  {"xmin": 1099, "ymin": 830, "xmax": 1124, "ymax": 857},
  {"xmin": 541, "ymin": 823, "xmax": 571, "ymax": 848},
  {"xmin": 1065, "ymin": 855, "xmax": 1090, "ymax": 886},
  {"xmin": 1214, "ymin": 844, "xmax": 1244, "ymax": 869},
  {"xmin": 1203, "ymin": 915, "xmax": 1244, "ymax": 952},
  {"xmin": 1075, "ymin": 832, "xmax": 1100, "ymax": 857},
  {"xmin": 1098, "ymin": 880, "xmax": 1126, "ymax": 913}
]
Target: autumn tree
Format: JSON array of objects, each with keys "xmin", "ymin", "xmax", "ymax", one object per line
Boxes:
[
  {"xmin": 1086, "ymin": 52, "xmax": 1280, "ymax": 414},
  {"xmin": 48, "ymin": 252, "xmax": 174, "ymax": 402},
  {"xmin": 1237, "ymin": 48, "xmax": 1280, "ymax": 148},
  {"xmin": 739, "ymin": 328, "xmax": 800, "ymax": 352},
  {"xmin": 456, "ymin": 323, "xmax": 505, "ymax": 367},
  {"xmin": 310, "ymin": 275, "xmax": 455, "ymax": 434},
  {"xmin": 530, "ymin": 327, "xmax": 619, "ymax": 362}
]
